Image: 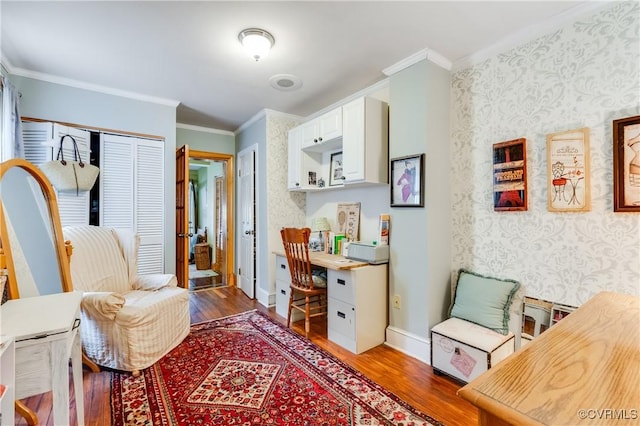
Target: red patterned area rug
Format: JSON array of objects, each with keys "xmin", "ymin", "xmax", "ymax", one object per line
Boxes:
[{"xmin": 111, "ymin": 310, "xmax": 444, "ymax": 426}]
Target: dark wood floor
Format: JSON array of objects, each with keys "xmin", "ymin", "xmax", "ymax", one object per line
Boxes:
[{"xmin": 16, "ymin": 286, "xmax": 478, "ymax": 426}]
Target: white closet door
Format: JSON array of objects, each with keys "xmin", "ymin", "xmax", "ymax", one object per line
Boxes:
[
  {"xmin": 135, "ymin": 139, "xmax": 165, "ymax": 275},
  {"xmin": 100, "ymin": 133, "xmax": 134, "ymax": 229},
  {"xmin": 21, "ymin": 122, "xmax": 90, "ymax": 227},
  {"xmin": 100, "ymin": 133, "xmax": 164, "ymax": 275}
]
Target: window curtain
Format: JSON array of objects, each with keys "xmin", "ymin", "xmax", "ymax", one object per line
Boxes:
[{"xmin": 1, "ymin": 76, "xmax": 25, "ymax": 161}]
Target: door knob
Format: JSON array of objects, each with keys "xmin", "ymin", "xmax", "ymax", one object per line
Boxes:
[{"xmin": 177, "ymin": 233, "xmax": 193, "ymax": 238}]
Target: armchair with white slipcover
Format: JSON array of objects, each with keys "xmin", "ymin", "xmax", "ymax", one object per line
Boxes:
[{"xmin": 63, "ymin": 225, "xmax": 190, "ymax": 375}]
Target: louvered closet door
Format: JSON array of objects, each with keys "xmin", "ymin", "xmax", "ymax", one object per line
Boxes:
[
  {"xmin": 100, "ymin": 133, "xmax": 165, "ymax": 274},
  {"xmin": 22, "ymin": 122, "xmax": 90, "ymax": 227},
  {"xmin": 135, "ymin": 139, "xmax": 165, "ymax": 274}
]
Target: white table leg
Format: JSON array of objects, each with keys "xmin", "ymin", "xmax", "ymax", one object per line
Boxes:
[
  {"xmin": 71, "ymin": 332, "xmax": 85, "ymax": 426},
  {"xmin": 50, "ymin": 339, "xmax": 70, "ymax": 426}
]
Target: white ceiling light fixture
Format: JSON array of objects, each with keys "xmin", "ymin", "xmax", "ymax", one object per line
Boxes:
[{"xmin": 238, "ymin": 28, "xmax": 275, "ymax": 62}]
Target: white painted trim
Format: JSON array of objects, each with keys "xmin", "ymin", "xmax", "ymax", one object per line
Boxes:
[
  {"xmin": 256, "ymin": 286, "xmax": 274, "ymax": 309},
  {"xmin": 235, "ymin": 109, "xmax": 267, "ymax": 135},
  {"xmin": 383, "ymin": 48, "xmax": 452, "ymax": 76},
  {"xmin": 176, "ymin": 122, "xmax": 234, "ymax": 136},
  {"xmin": 264, "ymin": 109, "xmax": 303, "ymax": 123},
  {"xmin": 8, "ymin": 66, "xmax": 180, "ymax": 107},
  {"xmin": 305, "ymin": 78, "xmax": 390, "ymax": 122},
  {"xmin": 452, "ymin": 1, "xmax": 615, "ymax": 71},
  {"xmin": 385, "ymin": 325, "xmax": 432, "ymax": 365}
]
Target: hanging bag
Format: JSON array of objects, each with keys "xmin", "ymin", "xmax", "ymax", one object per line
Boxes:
[{"xmin": 40, "ymin": 134, "xmax": 100, "ymax": 195}]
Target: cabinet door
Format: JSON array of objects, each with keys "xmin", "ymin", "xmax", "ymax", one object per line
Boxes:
[
  {"xmin": 342, "ymin": 98, "xmax": 366, "ymax": 182},
  {"xmin": 287, "ymin": 127, "xmax": 302, "ymax": 190},
  {"xmin": 318, "ymin": 107, "xmax": 342, "ymax": 142},
  {"xmin": 301, "ymin": 120, "xmax": 319, "ymax": 148}
]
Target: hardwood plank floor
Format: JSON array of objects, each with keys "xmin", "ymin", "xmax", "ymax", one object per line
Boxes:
[{"xmin": 15, "ymin": 286, "xmax": 478, "ymax": 425}]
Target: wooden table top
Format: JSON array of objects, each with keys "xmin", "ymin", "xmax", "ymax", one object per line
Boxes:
[
  {"xmin": 273, "ymin": 250, "xmax": 370, "ymax": 270},
  {"xmin": 458, "ymin": 291, "xmax": 640, "ymax": 425}
]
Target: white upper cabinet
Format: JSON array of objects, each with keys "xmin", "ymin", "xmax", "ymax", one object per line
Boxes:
[
  {"xmin": 317, "ymin": 107, "xmax": 342, "ymax": 143},
  {"xmin": 287, "ymin": 126, "xmax": 302, "ymax": 190},
  {"xmin": 287, "ymin": 97, "xmax": 388, "ymax": 192},
  {"xmin": 342, "ymin": 97, "xmax": 388, "ymax": 184},
  {"xmin": 301, "ymin": 106, "xmax": 342, "ymax": 149}
]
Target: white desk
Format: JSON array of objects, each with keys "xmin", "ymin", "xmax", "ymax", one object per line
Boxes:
[
  {"xmin": 274, "ymin": 251, "xmax": 388, "ymax": 354},
  {"xmin": 1, "ymin": 292, "xmax": 84, "ymax": 426}
]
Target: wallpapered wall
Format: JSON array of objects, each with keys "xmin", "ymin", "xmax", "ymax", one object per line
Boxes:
[
  {"xmin": 264, "ymin": 113, "xmax": 306, "ymax": 296},
  {"xmin": 450, "ymin": 1, "xmax": 640, "ymax": 307}
]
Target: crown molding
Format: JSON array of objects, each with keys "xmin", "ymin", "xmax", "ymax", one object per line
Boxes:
[
  {"xmin": 383, "ymin": 48, "xmax": 452, "ymax": 76},
  {"xmin": 235, "ymin": 109, "xmax": 267, "ymax": 135},
  {"xmin": 305, "ymin": 78, "xmax": 390, "ymax": 122},
  {"xmin": 7, "ymin": 65, "xmax": 180, "ymax": 107},
  {"xmin": 452, "ymin": 1, "xmax": 616, "ymax": 72},
  {"xmin": 176, "ymin": 122, "xmax": 234, "ymax": 136}
]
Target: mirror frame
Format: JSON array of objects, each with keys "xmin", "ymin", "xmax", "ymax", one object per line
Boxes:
[{"xmin": 0, "ymin": 158, "xmax": 73, "ymax": 299}]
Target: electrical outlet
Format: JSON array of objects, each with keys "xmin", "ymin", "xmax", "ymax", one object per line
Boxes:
[{"xmin": 392, "ymin": 295, "xmax": 401, "ymax": 309}]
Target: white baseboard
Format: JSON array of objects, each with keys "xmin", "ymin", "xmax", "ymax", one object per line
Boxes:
[
  {"xmin": 385, "ymin": 326, "xmax": 432, "ymax": 365},
  {"xmin": 256, "ymin": 287, "xmax": 274, "ymax": 308}
]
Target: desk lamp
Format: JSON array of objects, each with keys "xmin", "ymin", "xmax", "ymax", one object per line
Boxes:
[{"xmin": 310, "ymin": 217, "xmax": 330, "ymax": 252}]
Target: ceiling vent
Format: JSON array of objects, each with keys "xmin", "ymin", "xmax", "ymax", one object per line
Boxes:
[{"xmin": 269, "ymin": 74, "xmax": 302, "ymax": 91}]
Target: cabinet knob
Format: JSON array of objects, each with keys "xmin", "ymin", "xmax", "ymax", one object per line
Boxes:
[
  {"xmin": 314, "ymin": 138, "xmax": 318, "ymax": 143},
  {"xmin": 295, "ymin": 182, "xmax": 299, "ymax": 186},
  {"xmin": 318, "ymin": 137, "xmax": 323, "ymax": 142},
  {"xmin": 340, "ymin": 176, "xmax": 346, "ymax": 180}
]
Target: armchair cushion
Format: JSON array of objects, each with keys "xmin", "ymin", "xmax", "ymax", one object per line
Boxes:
[
  {"xmin": 449, "ymin": 269, "xmax": 521, "ymax": 335},
  {"xmin": 132, "ymin": 274, "xmax": 177, "ymax": 291},
  {"xmin": 81, "ymin": 291, "xmax": 126, "ymax": 321}
]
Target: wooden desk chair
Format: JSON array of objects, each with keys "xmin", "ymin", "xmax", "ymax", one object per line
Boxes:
[{"xmin": 280, "ymin": 227, "xmax": 327, "ymax": 338}]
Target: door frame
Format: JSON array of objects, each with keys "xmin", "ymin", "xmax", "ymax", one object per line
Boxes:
[{"xmin": 176, "ymin": 147, "xmax": 236, "ymax": 288}]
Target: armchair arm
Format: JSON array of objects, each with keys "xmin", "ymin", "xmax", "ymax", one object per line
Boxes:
[
  {"xmin": 132, "ymin": 274, "xmax": 177, "ymax": 291},
  {"xmin": 81, "ymin": 291, "xmax": 126, "ymax": 321}
]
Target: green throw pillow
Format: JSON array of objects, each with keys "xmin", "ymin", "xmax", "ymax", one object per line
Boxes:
[{"xmin": 449, "ymin": 269, "xmax": 520, "ymax": 335}]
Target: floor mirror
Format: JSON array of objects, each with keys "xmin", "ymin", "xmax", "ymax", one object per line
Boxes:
[{"xmin": 0, "ymin": 158, "xmax": 72, "ymax": 299}]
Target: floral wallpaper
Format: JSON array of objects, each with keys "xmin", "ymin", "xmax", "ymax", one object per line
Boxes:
[
  {"xmin": 265, "ymin": 113, "xmax": 306, "ymax": 289},
  {"xmin": 450, "ymin": 1, "xmax": 640, "ymax": 307}
]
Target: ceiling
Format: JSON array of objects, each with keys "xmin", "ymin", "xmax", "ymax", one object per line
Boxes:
[{"xmin": 1, "ymin": 1, "xmax": 594, "ymax": 132}]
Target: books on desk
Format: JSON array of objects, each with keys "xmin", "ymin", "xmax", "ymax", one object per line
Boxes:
[{"xmin": 323, "ymin": 232, "xmax": 346, "ymax": 255}]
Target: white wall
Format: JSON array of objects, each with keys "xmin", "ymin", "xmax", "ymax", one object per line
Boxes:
[{"xmin": 450, "ymin": 1, "xmax": 640, "ymax": 306}]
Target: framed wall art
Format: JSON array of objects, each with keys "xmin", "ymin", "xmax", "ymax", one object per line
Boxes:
[
  {"xmin": 329, "ymin": 151, "xmax": 343, "ymax": 186},
  {"xmin": 613, "ymin": 115, "xmax": 640, "ymax": 212},
  {"xmin": 546, "ymin": 127, "xmax": 590, "ymax": 212},
  {"xmin": 390, "ymin": 154, "xmax": 424, "ymax": 207},
  {"xmin": 493, "ymin": 138, "xmax": 527, "ymax": 211}
]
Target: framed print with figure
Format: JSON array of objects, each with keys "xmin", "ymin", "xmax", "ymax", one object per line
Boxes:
[
  {"xmin": 613, "ymin": 115, "xmax": 640, "ymax": 212},
  {"xmin": 547, "ymin": 127, "xmax": 590, "ymax": 212},
  {"xmin": 493, "ymin": 138, "xmax": 527, "ymax": 211},
  {"xmin": 390, "ymin": 154, "xmax": 424, "ymax": 207},
  {"xmin": 329, "ymin": 152, "xmax": 343, "ymax": 186}
]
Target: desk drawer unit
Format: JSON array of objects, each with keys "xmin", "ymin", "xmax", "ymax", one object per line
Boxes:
[
  {"xmin": 274, "ymin": 255, "xmax": 303, "ymax": 322},
  {"xmin": 431, "ymin": 317, "xmax": 515, "ymax": 384},
  {"xmin": 327, "ymin": 264, "xmax": 387, "ymax": 354}
]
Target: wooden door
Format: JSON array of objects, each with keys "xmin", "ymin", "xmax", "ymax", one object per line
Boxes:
[
  {"xmin": 213, "ymin": 176, "xmax": 226, "ymax": 279},
  {"xmin": 175, "ymin": 145, "xmax": 190, "ymax": 288}
]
